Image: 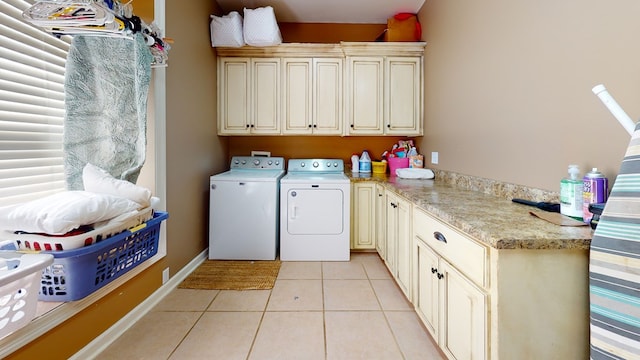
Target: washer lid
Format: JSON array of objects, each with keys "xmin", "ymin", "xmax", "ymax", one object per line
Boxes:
[{"xmin": 211, "ymin": 169, "xmax": 285, "ymax": 182}]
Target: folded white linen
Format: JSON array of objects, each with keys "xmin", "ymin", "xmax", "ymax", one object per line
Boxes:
[
  {"xmin": 83, "ymin": 163, "xmax": 152, "ymax": 208},
  {"xmin": 0, "ymin": 191, "xmax": 140, "ymax": 235}
]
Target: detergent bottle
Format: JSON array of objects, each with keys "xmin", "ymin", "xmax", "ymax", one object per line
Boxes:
[
  {"xmin": 351, "ymin": 154, "xmax": 359, "ymax": 173},
  {"xmin": 359, "ymin": 151, "xmax": 372, "ymax": 173}
]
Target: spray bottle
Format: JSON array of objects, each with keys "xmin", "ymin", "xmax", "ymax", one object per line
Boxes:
[{"xmin": 560, "ymin": 165, "xmax": 583, "ymax": 220}]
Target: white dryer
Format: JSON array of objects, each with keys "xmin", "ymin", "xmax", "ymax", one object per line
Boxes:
[
  {"xmin": 280, "ymin": 159, "xmax": 350, "ymax": 261},
  {"xmin": 209, "ymin": 156, "xmax": 284, "ymax": 260}
]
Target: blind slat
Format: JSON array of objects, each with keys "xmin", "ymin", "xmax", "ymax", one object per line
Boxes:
[{"xmin": 1, "ymin": 0, "xmax": 69, "ymax": 205}]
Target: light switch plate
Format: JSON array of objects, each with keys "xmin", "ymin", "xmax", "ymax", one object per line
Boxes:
[{"xmin": 431, "ymin": 152, "xmax": 439, "ymax": 165}]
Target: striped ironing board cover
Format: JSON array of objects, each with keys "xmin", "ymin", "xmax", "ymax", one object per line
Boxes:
[{"xmin": 589, "ymin": 125, "xmax": 640, "ymax": 359}]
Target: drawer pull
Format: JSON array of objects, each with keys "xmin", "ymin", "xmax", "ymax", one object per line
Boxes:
[
  {"xmin": 431, "ymin": 267, "xmax": 438, "ymax": 274},
  {"xmin": 434, "ymin": 231, "xmax": 447, "ymax": 243}
]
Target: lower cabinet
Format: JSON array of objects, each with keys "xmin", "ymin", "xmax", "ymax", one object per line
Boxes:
[
  {"xmin": 353, "ymin": 181, "xmax": 589, "ymax": 359},
  {"xmin": 385, "ymin": 189, "xmax": 412, "ymax": 299},
  {"xmin": 374, "ymin": 183, "xmax": 386, "ymax": 257},
  {"xmin": 414, "ymin": 206, "xmax": 488, "ymax": 360},
  {"xmin": 351, "ymin": 182, "xmax": 375, "ymax": 250}
]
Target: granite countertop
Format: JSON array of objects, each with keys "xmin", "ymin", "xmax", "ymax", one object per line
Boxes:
[{"xmin": 348, "ymin": 170, "xmax": 593, "ymax": 250}]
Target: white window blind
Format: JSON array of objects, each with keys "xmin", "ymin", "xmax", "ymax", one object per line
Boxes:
[{"xmin": 0, "ymin": 0, "xmax": 71, "ymax": 206}]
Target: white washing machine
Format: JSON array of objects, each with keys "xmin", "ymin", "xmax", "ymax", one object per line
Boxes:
[
  {"xmin": 280, "ymin": 159, "xmax": 350, "ymax": 261},
  {"xmin": 209, "ymin": 156, "xmax": 284, "ymax": 260}
]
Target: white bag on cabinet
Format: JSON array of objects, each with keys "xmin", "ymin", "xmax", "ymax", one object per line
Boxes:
[
  {"xmin": 243, "ymin": 6, "xmax": 282, "ymax": 46},
  {"xmin": 210, "ymin": 11, "xmax": 244, "ymax": 47}
]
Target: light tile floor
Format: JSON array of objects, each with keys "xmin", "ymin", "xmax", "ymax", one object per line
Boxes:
[{"xmin": 94, "ymin": 253, "xmax": 445, "ymax": 360}]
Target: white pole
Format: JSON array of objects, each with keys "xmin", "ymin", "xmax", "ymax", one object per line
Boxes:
[{"xmin": 592, "ymin": 84, "xmax": 636, "ymax": 136}]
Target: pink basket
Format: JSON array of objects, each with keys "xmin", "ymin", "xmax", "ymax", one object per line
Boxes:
[{"xmin": 388, "ymin": 157, "xmax": 409, "ymax": 175}]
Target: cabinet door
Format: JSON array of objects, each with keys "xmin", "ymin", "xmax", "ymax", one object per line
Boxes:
[
  {"xmin": 385, "ymin": 57, "xmax": 422, "ymax": 136},
  {"xmin": 440, "ymin": 260, "xmax": 487, "ymax": 360},
  {"xmin": 351, "ymin": 183, "xmax": 375, "ymax": 250},
  {"xmin": 313, "ymin": 58, "xmax": 343, "ymax": 135},
  {"xmin": 218, "ymin": 58, "xmax": 250, "ymax": 135},
  {"xmin": 385, "ymin": 191, "xmax": 398, "ymax": 273},
  {"xmin": 396, "ymin": 195, "xmax": 412, "ymax": 299},
  {"xmin": 375, "ymin": 184, "xmax": 386, "ymax": 257},
  {"xmin": 282, "ymin": 58, "xmax": 312, "ymax": 134},
  {"xmin": 346, "ymin": 57, "xmax": 384, "ymax": 135},
  {"xmin": 415, "ymin": 238, "xmax": 440, "ymax": 340},
  {"xmin": 251, "ymin": 58, "xmax": 281, "ymax": 134}
]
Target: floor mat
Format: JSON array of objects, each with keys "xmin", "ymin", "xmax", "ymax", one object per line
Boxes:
[{"xmin": 178, "ymin": 260, "xmax": 281, "ymax": 290}]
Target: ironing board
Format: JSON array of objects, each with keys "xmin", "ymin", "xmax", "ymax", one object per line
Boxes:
[{"xmin": 589, "ymin": 123, "xmax": 640, "ymax": 359}]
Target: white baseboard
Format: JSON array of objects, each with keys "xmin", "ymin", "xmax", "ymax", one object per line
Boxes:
[{"xmin": 72, "ymin": 250, "xmax": 208, "ymax": 360}]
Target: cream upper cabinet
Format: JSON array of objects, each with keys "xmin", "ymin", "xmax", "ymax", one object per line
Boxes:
[
  {"xmin": 345, "ymin": 57, "xmax": 384, "ymax": 135},
  {"xmin": 282, "ymin": 58, "xmax": 343, "ymax": 135},
  {"xmin": 351, "ymin": 182, "xmax": 375, "ymax": 250},
  {"xmin": 216, "ymin": 43, "xmax": 425, "ymax": 136},
  {"xmin": 251, "ymin": 59, "xmax": 281, "ymax": 134},
  {"xmin": 218, "ymin": 57, "xmax": 280, "ymax": 135},
  {"xmin": 218, "ymin": 57, "xmax": 250, "ymax": 134},
  {"xmin": 385, "ymin": 57, "xmax": 422, "ymax": 135},
  {"xmin": 313, "ymin": 59, "xmax": 343, "ymax": 134},
  {"xmin": 343, "ymin": 42, "xmax": 425, "ymax": 136},
  {"xmin": 282, "ymin": 58, "xmax": 311, "ymax": 134}
]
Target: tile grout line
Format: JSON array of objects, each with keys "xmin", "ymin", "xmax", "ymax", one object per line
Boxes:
[
  {"xmin": 165, "ymin": 290, "xmax": 223, "ymax": 360},
  {"xmin": 366, "ymin": 258, "xmax": 408, "ymax": 360},
  {"xmin": 321, "ymin": 261, "xmax": 328, "ymax": 360},
  {"xmin": 245, "ymin": 288, "xmax": 274, "ymax": 360}
]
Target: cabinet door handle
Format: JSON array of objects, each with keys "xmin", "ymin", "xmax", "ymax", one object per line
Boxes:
[
  {"xmin": 246, "ymin": 124, "xmax": 250, "ymax": 128},
  {"xmin": 431, "ymin": 267, "xmax": 438, "ymax": 274},
  {"xmin": 313, "ymin": 124, "xmax": 317, "ymax": 128},
  {"xmin": 350, "ymin": 124, "xmax": 354, "ymax": 128},
  {"xmin": 308, "ymin": 124, "xmax": 312, "ymax": 128},
  {"xmin": 437, "ymin": 273, "xmax": 444, "ymax": 280},
  {"xmin": 387, "ymin": 124, "xmax": 391, "ymax": 128},
  {"xmin": 433, "ymin": 231, "xmax": 447, "ymax": 243}
]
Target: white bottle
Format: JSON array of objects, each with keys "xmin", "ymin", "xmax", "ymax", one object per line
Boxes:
[
  {"xmin": 359, "ymin": 151, "xmax": 372, "ymax": 173},
  {"xmin": 351, "ymin": 154, "xmax": 359, "ymax": 173},
  {"xmin": 560, "ymin": 165, "xmax": 583, "ymax": 220}
]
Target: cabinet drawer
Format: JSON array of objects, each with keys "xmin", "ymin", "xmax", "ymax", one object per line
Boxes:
[{"xmin": 413, "ymin": 207, "xmax": 487, "ymax": 288}]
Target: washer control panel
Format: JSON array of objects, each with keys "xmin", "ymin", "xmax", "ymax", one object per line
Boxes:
[{"xmin": 230, "ymin": 156, "xmax": 284, "ymax": 170}]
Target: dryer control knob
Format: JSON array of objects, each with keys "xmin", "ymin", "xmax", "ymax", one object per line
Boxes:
[
  {"xmin": 334, "ymin": 162, "xmax": 339, "ymax": 167},
  {"xmin": 326, "ymin": 162, "xmax": 331, "ymax": 167},
  {"xmin": 313, "ymin": 161, "xmax": 319, "ymax": 168},
  {"xmin": 253, "ymin": 160, "xmax": 260, "ymax": 166}
]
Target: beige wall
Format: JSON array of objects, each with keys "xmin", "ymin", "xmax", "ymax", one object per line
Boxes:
[
  {"xmin": 164, "ymin": 0, "xmax": 227, "ymax": 274},
  {"xmin": 418, "ymin": 0, "xmax": 640, "ymax": 192}
]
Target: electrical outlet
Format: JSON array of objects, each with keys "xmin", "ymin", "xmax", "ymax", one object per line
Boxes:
[
  {"xmin": 431, "ymin": 152, "xmax": 439, "ymax": 165},
  {"xmin": 162, "ymin": 268, "xmax": 170, "ymax": 284}
]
